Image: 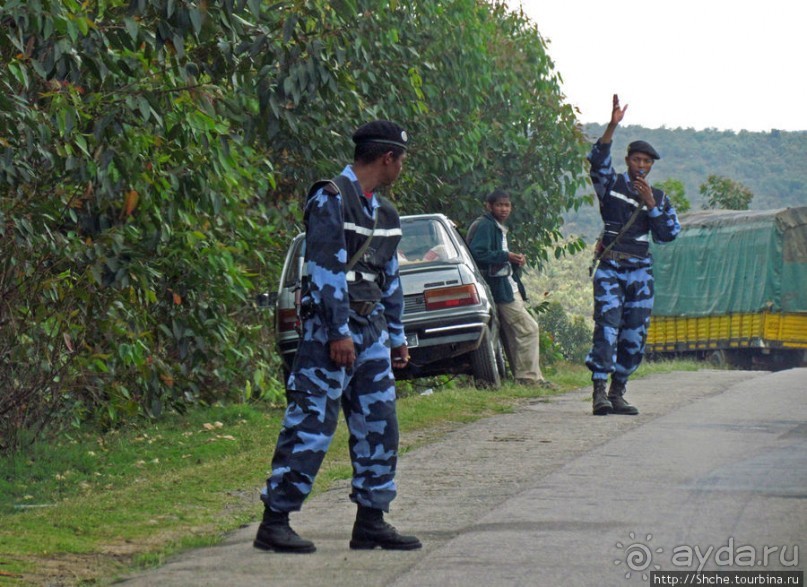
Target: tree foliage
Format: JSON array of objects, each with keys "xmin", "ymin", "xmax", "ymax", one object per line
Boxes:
[
  {"xmin": 538, "ymin": 301, "xmax": 591, "ymax": 364},
  {"xmin": 581, "ymin": 124, "xmax": 806, "ymax": 211},
  {"xmin": 0, "ymin": 0, "xmax": 586, "ymax": 449},
  {"xmin": 655, "ymin": 178, "xmax": 690, "ymax": 213},
  {"xmin": 565, "ymin": 124, "xmax": 806, "ymax": 240},
  {"xmin": 699, "ymin": 174, "xmax": 754, "ymax": 210}
]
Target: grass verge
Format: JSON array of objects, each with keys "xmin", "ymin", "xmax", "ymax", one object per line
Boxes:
[{"xmin": 0, "ymin": 359, "xmax": 700, "ymax": 585}]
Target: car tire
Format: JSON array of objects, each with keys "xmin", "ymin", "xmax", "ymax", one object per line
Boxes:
[
  {"xmin": 470, "ymin": 327, "xmax": 502, "ymax": 389},
  {"xmin": 494, "ymin": 334, "xmax": 508, "ymax": 380}
]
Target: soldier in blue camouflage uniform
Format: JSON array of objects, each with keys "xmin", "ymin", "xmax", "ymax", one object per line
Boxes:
[
  {"xmin": 254, "ymin": 121, "xmax": 421, "ymax": 553},
  {"xmin": 586, "ymin": 95, "xmax": 681, "ymax": 416}
]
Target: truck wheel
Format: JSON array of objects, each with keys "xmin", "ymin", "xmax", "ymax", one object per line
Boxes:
[
  {"xmin": 707, "ymin": 349, "xmax": 729, "ymax": 368},
  {"xmin": 470, "ymin": 327, "xmax": 502, "ymax": 389},
  {"xmin": 707, "ymin": 349, "xmax": 751, "ymax": 369}
]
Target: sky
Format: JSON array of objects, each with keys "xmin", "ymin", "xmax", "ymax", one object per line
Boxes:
[{"xmin": 515, "ymin": 0, "xmax": 807, "ymax": 132}]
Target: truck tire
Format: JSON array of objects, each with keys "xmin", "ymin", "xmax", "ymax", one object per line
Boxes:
[
  {"xmin": 470, "ymin": 327, "xmax": 502, "ymax": 389},
  {"xmin": 707, "ymin": 349, "xmax": 729, "ymax": 368},
  {"xmin": 706, "ymin": 349, "xmax": 752, "ymax": 369}
]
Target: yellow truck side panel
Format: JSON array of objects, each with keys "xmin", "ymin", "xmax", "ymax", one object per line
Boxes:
[{"xmin": 646, "ymin": 312, "xmax": 807, "ymax": 352}]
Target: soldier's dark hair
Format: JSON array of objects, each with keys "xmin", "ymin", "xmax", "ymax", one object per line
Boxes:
[
  {"xmin": 485, "ymin": 189, "xmax": 511, "ymax": 204},
  {"xmin": 354, "ymin": 141, "xmax": 406, "ymax": 164}
]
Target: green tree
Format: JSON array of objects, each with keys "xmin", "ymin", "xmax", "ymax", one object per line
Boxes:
[
  {"xmin": 0, "ymin": 0, "xmax": 587, "ymax": 448},
  {"xmin": 700, "ymin": 174, "xmax": 754, "ymax": 210},
  {"xmin": 655, "ymin": 178, "xmax": 690, "ymax": 213},
  {"xmin": 537, "ymin": 301, "xmax": 591, "ymax": 364},
  {"xmin": 397, "ymin": 2, "xmax": 589, "ymax": 264},
  {"xmin": 1, "ymin": 0, "xmax": 297, "ymax": 448}
]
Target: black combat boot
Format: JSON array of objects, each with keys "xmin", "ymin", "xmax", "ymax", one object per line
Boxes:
[
  {"xmin": 350, "ymin": 506, "xmax": 422, "ymax": 550},
  {"xmin": 608, "ymin": 380, "xmax": 639, "ymax": 415},
  {"xmin": 254, "ymin": 508, "xmax": 316, "ymax": 553},
  {"xmin": 592, "ymin": 380, "xmax": 612, "ymax": 415}
]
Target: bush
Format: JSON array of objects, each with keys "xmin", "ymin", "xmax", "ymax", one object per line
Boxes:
[
  {"xmin": 0, "ymin": 0, "xmax": 586, "ymax": 451},
  {"xmin": 537, "ymin": 301, "xmax": 592, "ymax": 364}
]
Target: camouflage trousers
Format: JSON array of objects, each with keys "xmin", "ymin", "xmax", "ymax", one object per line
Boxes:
[
  {"xmin": 585, "ymin": 263, "xmax": 654, "ymax": 383},
  {"xmin": 263, "ymin": 310, "xmax": 399, "ymax": 513}
]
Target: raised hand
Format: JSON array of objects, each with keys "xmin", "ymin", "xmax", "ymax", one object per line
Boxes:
[{"xmin": 611, "ymin": 94, "xmax": 628, "ymax": 126}]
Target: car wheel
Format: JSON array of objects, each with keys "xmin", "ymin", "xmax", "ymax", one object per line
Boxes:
[
  {"xmin": 470, "ymin": 327, "xmax": 501, "ymax": 389},
  {"xmin": 494, "ymin": 334, "xmax": 508, "ymax": 380}
]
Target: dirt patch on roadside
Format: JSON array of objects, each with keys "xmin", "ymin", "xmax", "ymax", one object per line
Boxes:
[{"xmin": 10, "ymin": 553, "xmax": 128, "ymax": 587}]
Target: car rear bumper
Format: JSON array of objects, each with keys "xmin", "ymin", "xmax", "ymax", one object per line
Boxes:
[
  {"xmin": 404, "ymin": 308, "xmax": 490, "ymax": 364},
  {"xmin": 277, "ymin": 309, "xmax": 491, "ymax": 371}
]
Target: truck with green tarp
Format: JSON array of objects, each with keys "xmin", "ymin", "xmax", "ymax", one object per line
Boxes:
[{"xmin": 646, "ymin": 206, "xmax": 807, "ymax": 368}]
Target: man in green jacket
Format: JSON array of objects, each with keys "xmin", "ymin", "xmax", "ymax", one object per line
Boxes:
[{"xmin": 468, "ymin": 189, "xmax": 547, "ymax": 386}]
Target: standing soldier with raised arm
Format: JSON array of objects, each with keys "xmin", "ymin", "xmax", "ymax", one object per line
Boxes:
[{"xmin": 586, "ymin": 95, "xmax": 681, "ymax": 416}]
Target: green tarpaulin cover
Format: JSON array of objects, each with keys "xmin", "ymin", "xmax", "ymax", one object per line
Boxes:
[{"xmin": 650, "ymin": 206, "xmax": 807, "ymax": 317}]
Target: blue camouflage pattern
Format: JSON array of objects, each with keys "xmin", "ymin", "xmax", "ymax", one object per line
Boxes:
[
  {"xmin": 300, "ymin": 165, "xmax": 405, "ymax": 346},
  {"xmin": 263, "ymin": 165, "xmax": 404, "ymax": 513},
  {"xmin": 265, "ymin": 311, "xmax": 399, "ymax": 512},
  {"xmin": 586, "ymin": 262, "xmax": 654, "ymax": 382},
  {"xmin": 586, "ymin": 140, "xmax": 680, "ymax": 384},
  {"xmin": 588, "ymin": 140, "xmax": 681, "ymax": 267}
]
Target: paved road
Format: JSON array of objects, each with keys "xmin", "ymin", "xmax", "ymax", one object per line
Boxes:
[{"xmin": 118, "ymin": 369, "xmax": 806, "ymax": 586}]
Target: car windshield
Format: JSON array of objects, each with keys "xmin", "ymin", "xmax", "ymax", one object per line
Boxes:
[
  {"xmin": 399, "ymin": 218, "xmax": 460, "ymax": 264},
  {"xmin": 283, "ymin": 217, "xmax": 461, "ymax": 288}
]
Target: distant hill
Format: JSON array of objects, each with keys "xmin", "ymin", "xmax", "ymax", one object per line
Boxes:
[{"xmin": 563, "ymin": 124, "xmax": 807, "ymax": 241}]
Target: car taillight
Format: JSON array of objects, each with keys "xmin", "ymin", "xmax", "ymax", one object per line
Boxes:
[
  {"xmin": 424, "ymin": 284, "xmax": 480, "ymax": 310},
  {"xmin": 278, "ymin": 308, "xmax": 299, "ymax": 332}
]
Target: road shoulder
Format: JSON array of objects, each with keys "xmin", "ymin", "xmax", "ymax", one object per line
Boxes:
[{"xmin": 118, "ymin": 370, "xmax": 764, "ymax": 587}]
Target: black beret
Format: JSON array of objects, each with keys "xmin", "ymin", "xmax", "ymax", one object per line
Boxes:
[
  {"xmin": 352, "ymin": 120, "xmax": 409, "ymax": 150},
  {"xmin": 627, "ymin": 140, "xmax": 661, "ymax": 160}
]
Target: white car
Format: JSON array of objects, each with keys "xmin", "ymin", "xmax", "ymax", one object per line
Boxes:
[{"xmin": 270, "ymin": 214, "xmax": 507, "ymax": 387}]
